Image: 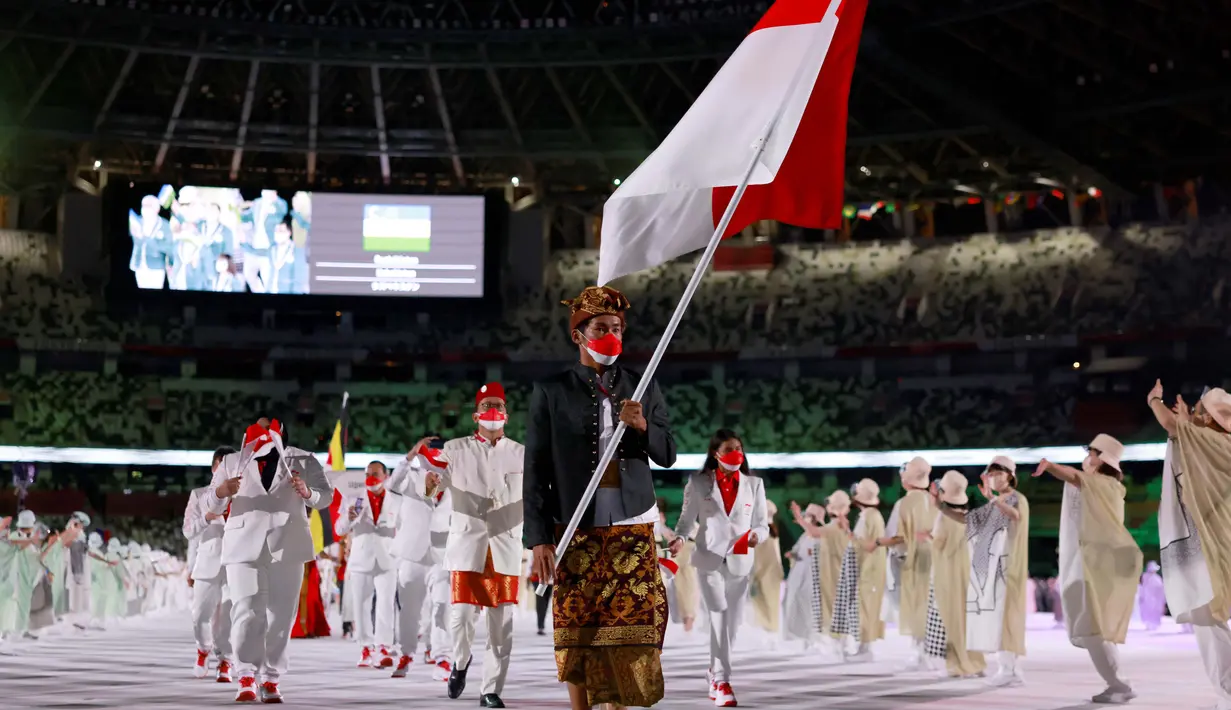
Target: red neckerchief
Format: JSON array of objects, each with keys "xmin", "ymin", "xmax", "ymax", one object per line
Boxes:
[
  {"xmin": 435, "ymin": 491, "xmax": 445, "ymax": 504},
  {"xmin": 224, "ymin": 501, "xmax": 232, "ymax": 521},
  {"xmin": 367, "ymin": 489, "xmax": 385, "ymax": 523},
  {"xmin": 716, "ymin": 469, "xmax": 740, "ymax": 516}
]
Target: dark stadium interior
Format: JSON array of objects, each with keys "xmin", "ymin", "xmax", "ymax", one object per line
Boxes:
[{"xmin": 2, "ymin": 0, "xmax": 1229, "ymax": 575}]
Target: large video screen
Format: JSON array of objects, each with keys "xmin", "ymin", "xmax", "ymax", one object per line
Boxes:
[{"xmin": 125, "ymin": 186, "xmax": 485, "ymax": 297}]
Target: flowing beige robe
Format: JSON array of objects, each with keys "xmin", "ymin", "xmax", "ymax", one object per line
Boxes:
[
  {"xmin": 1174, "ymin": 422, "xmax": 1231, "ymax": 624},
  {"xmin": 750, "ymin": 536, "xmax": 784, "ymax": 633},
  {"xmin": 816, "ymin": 523, "xmax": 846, "ymax": 633},
  {"xmin": 933, "ymin": 514, "xmax": 985, "ymax": 677},
  {"xmin": 896, "ymin": 490, "xmax": 937, "ymax": 638},
  {"xmin": 1001, "ymin": 494, "xmax": 1030, "ymax": 656},
  {"xmin": 855, "ymin": 508, "xmax": 886, "ymax": 643},
  {"xmin": 672, "ymin": 541, "xmax": 700, "ymax": 623},
  {"xmin": 1071, "ymin": 474, "xmax": 1143, "ymax": 645}
]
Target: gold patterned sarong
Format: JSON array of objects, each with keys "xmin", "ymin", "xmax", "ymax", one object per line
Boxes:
[{"xmin": 553, "ymin": 522, "xmax": 667, "ymax": 708}]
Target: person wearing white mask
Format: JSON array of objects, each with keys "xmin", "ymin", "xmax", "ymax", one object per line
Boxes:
[
  {"xmin": 335, "ymin": 459, "xmax": 401, "ymax": 670},
  {"xmin": 406, "ymin": 382, "xmax": 523, "ymax": 709},
  {"xmin": 185, "ymin": 446, "xmax": 237, "ymax": 682},
  {"xmin": 1035, "ymin": 435, "xmax": 1143, "ymax": 704},
  {"xmin": 386, "ymin": 434, "xmax": 454, "ymax": 680},
  {"xmin": 672, "ymin": 429, "xmax": 768, "ymax": 708},
  {"xmin": 63, "ymin": 512, "xmax": 93, "ymax": 632},
  {"xmin": 0, "ymin": 511, "xmax": 43, "ymax": 644}
]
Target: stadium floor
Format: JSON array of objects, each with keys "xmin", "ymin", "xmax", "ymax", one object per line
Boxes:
[{"xmin": 0, "ymin": 611, "xmax": 1218, "ymax": 709}]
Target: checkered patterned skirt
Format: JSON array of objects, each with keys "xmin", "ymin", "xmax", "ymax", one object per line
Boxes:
[
  {"xmin": 924, "ymin": 582, "xmax": 947, "ymax": 658},
  {"xmin": 829, "ymin": 543, "xmax": 860, "ymax": 638}
]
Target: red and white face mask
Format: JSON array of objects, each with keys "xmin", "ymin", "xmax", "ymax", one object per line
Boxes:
[
  {"xmin": 477, "ymin": 408, "xmax": 507, "ymax": 432},
  {"xmin": 580, "ymin": 332, "xmax": 622, "ymax": 366},
  {"xmin": 717, "ymin": 450, "xmax": 744, "ymax": 473},
  {"xmin": 364, "ymin": 474, "xmax": 385, "ymax": 492}
]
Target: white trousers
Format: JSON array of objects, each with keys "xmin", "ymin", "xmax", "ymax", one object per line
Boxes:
[
  {"xmin": 192, "ymin": 575, "xmax": 233, "ymax": 660},
  {"xmin": 1190, "ymin": 605, "xmax": 1231, "ymax": 708},
  {"xmin": 350, "ymin": 567, "xmax": 397, "ymax": 649},
  {"xmin": 1077, "ymin": 635, "xmax": 1130, "ymax": 692},
  {"xmin": 452, "ymin": 603, "xmax": 513, "ymax": 695},
  {"xmin": 396, "ymin": 561, "xmax": 432, "ymax": 656},
  {"xmin": 67, "ymin": 577, "xmax": 91, "ymax": 626},
  {"xmin": 699, "ymin": 566, "xmax": 751, "ymax": 683},
  {"xmin": 226, "ymin": 548, "xmax": 304, "ymax": 683}
]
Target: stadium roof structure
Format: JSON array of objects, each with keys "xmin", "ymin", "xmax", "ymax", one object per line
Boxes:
[{"xmin": 0, "ymin": 0, "xmax": 1224, "ymax": 208}]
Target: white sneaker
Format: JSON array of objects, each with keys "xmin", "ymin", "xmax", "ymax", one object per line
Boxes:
[
  {"xmin": 845, "ymin": 650, "xmax": 874, "ymax": 663},
  {"xmin": 986, "ymin": 672, "xmax": 1023, "ymax": 688},
  {"xmin": 1092, "ymin": 685, "xmax": 1136, "ymax": 704},
  {"xmin": 713, "ymin": 682, "xmax": 737, "ymax": 707},
  {"xmin": 193, "ymin": 649, "xmax": 209, "ymax": 678},
  {"xmin": 707, "ymin": 672, "xmax": 716, "ymax": 700}
]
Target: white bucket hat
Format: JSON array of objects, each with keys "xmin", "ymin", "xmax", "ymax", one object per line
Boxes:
[
  {"xmin": 938, "ymin": 470, "xmax": 969, "ymax": 506},
  {"xmin": 71, "ymin": 511, "xmax": 91, "ymax": 527},
  {"xmin": 852, "ymin": 478, "xmax": 880, "ymax": 507},
  {"xmin": 804, "ymin": 503, "xmax": 827, "ymax": 524},
  {"xmin": 826, "ymin": 490, "xmax": 851, "ymax": 518},
  {"xmin": 1089, "ymin": 433, "xmax": 1124, "ymax": 473},
  {"xmin": 900, "ymin": 457, "xmax": 932, "ymax": 489},
  {"xmin": 15, "ymin": 510, "xmax": 36, "ymax": 529},
  {"xmin": 1200, "ymin": 387, "xmax": 1231, "ymax": 432},
  {"xmin": 88, "ymin": 531, "xmax": 103, "ymax": 550}
]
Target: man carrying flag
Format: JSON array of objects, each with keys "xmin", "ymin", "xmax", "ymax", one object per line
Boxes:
[
  {"xmin": 533, "ymin": 0, "xmax": 867, "ymax": 706},
  {"xmin": 524, "ymin": 286, "xmax": 677, "ymax": 710}
]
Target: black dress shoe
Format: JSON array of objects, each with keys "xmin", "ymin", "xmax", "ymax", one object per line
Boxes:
[
  {"xmin": 479, "ymin": 694, "xmax": 505, "ymax": 708},
  {"xmin": 447, "ymin": 659, "xmax": 469, "ymax": 699}
]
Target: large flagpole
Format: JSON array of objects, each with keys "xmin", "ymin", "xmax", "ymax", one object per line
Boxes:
[{"xmin": 536, "ymin": 126, "xmax": 777, "ymax": 596}]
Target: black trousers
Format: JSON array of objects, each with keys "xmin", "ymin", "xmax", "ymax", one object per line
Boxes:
[{"xmin": 536, "ymin": 585, "xmax": 553, "ymax": 631}]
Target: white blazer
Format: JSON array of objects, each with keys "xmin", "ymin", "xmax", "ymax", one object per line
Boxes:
[
  {"xmin": 204, "ymin": 446, "xmax": 333, "ymax": 567},
  {"xmin": 410, "ymin": 434, "xmax": 524, "ymax": 576},
  {"xmin": 388, "ymin": 458, "xmax": 452, "ymax": 566},
  {"xmin": 334, "ymin": 488, "xmax": 402, "ymax": 574},
  {"xmin": 183, "ymin": 486, "xmax": 226, "ymax": 581},
  {"xmin": 675, "ymin": 470, "xmax": 770, "ymax": 577}
]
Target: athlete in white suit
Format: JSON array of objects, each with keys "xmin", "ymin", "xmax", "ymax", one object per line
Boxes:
[
  {"xmin": 387, "ymin": 439, "xmax": 454, "ymax": 679},
  {"xmin": 673, "ymin": 429, "xmax": 769, "ymax": 709},
  {"xmin": 204, "ymin": 419, "xmax": 332, "ymax": 704},
  {"xmin": 335, "ymin": 460, "xmax": 402, "ymax": 669},
  {"xmin": 409, "ymin": 382, "xmax": 523, "ymax": 709},
  {"xmin": 185, "ymin": 446, "xmax": 236, "ymax": 682}
]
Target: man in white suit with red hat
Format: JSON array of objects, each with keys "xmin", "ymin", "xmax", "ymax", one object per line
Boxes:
[
  {"xmin": 386, "ymin": 434, "xmax": 454, "ymax": 680},
  {"xmin": 185, "ymin": 446, "xmax": 237, "ymax": 683},
  {"xmin": 205, "ymin": 418, "xmax": 332, "ymax": 704}
]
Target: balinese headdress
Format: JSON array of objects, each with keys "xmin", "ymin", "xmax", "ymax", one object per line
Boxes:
[{"xmin": 562, "ymin": 286, "xmax": 631, "ymax": 332}]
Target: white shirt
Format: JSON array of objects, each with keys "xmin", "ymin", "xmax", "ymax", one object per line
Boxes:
[{"xmin": 592, "ymin": 396, "xmax": 657, "ymax": 526}]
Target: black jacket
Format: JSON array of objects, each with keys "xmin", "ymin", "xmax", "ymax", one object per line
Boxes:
[{"xmin": 522, "ymin": 363, "xmax": 677, "ymax": 549}]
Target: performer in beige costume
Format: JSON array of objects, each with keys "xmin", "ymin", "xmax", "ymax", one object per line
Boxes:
[
  {"xmin": 963, "ymin": 456, "xmax": 1030, "ymax": 687},
  {"xmin": 851, "ymin": 479, "xmax": 885, "ymax": 661},
  {"xmin": 922, "ymin": 471, "xmax": 985, "ymax": 678},
  {"xmin": 875, "ymin": 457, "xmax": 936, "ymax": 670},
  {"xmin": 749, "ymin": 500, "xmax": 783, "ymax": 635},
  {"xmin": 1147, "ymin": 382, "xmax": 1231, "ymax": 710},
  {"xmin": 1035, "ymin": 435, "xmax": 1143, "ymax": 705}
]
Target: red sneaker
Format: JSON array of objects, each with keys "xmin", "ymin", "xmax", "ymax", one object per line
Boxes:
[
  {"xmin": 378, "ymin": 648, "xmax": 394, "ymax": 668},
  {"xmin": 259, "ymin": 681, "xmax": 283, "ymax": 704},
  {"xmin": 357, "ymin": 646, "xmax": 373, "ymax": 668},
  {"xmin": 713, "ymin": 682, "xmax": 738, "ymax": 707},
  {"xmin": 235, "ymin": 677, "xmax": 258, "ymax": 703},
  {"xmin": 433, "ymin": 659, "xmax": 452, "ymax": 682},
  {"xmin": 194, "ymin": 649, "xmax": 210, "ymax": 678},
  {"xmin": 216, "ymin": 660, "xmax": 233, "ymax": 683},
  {"xmin": 391, "ymin": 655, "xmax": 412, "ymax": 678}
]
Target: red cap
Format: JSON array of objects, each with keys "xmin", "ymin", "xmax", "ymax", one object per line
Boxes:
[{"xmin": 476, "ymin": 382, "xmax": 505, "ymax": 407}]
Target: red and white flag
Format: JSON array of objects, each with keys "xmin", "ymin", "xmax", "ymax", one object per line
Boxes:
[{"xmin": 597, "ymin": 0, "xmax": 868, "ymax": 285}]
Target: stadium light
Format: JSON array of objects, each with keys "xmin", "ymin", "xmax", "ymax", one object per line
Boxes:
[
  {"xmin": 613, "ymin": 178, "xmax": 622, "ymax": 186},
  {"xmin": 511, "ymin": 176, "xmax": 520, "ymax": 187},
  {"xmin": 93, "ymin": 160, "xmax": 102, "ymax": 170},
  {"xmin": 0, "ymin": 443, "xmax": 1169, "ymax": 472}
]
